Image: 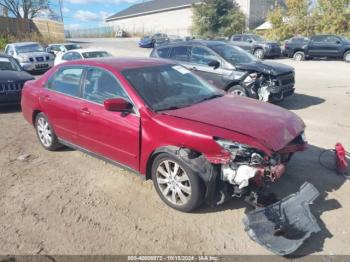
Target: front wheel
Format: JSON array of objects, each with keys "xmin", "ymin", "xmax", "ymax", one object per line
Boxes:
[
  {"xmin": 343, "ymin": 51, "xmax": 350, "ymax": 63},
  {"xmin": 228, "ymin": 85, "xmax": 248, "ymax": 97},
  {"xmin": 253, "ymin": 49, "xmax": 265, "ymax": 59},
  {"xmin": 293, "ymin": 51, "xmax": 305, "ymax": 61},
  {"xmin": 152, "ymin": 153, "xmax": 204, "ymax": 212},
  {"xmin": 35, "ymin": 113, "xmax": 62, "ymax": 151}
]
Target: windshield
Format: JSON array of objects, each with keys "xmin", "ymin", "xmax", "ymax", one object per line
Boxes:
[
  {"xmin": 65, "ymin": 44, "xmax": 81, "ymax": 50},
  {"xmin": 122, "ymin": 65, "xmax": 223, "ymax": 111},
  {"xmin": 341, "ymin": 36, "xmax": 350, "ymax": 42},
  {"xmin": 15, "ymin": 43, "xmax": 44, "ymax": 54},
  {"xmin": 211, "ymin": 44, "xmax": 258, "ymax": 64},
  {"xmin": 251, "ymin": 35, "xmax": 265, "ymax": 42},
  {"xmin": 0, "ymin": 57, "xmax": 21, "ymax": 71},
  {"xmin": 82, "ymin": 51, "xmax": 111, "ymax": 59}
]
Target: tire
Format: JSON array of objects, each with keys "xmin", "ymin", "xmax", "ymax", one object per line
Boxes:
[
  {"xmin": 227, "ymin": 85, "xmax": 248, "ymax": 97},
  {"xmin": 343, "ymin": 51, "xmax": 350, "ymax": 63},
  {"xmin": 151, "ymin": 153, "xmax": 204, "ymax": 212},
  {"xmin": 253, "ymin": 48, "xmax": 265, "ymax": 59},
  {"xmin": 35, "ymin": 113, "xmax": 61, "ymax": 151},
  {"xmin": 293, "ymin": 51, "xmax": 305, "ymax": 61}
]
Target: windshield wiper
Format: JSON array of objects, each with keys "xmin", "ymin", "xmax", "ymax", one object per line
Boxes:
[{"xmin": 196, "ymin": 94, "xmax": 224, "ymax": 103}]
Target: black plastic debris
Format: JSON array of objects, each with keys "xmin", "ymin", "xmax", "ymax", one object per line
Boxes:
[{"xmin": 243, "ymin": 182, "xmax": 321, "ymax": 256}]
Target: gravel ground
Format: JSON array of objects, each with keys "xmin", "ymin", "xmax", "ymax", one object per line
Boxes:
[{"xmin": 0, "ymin": 38, "xmax": 349, "ymax": 256}]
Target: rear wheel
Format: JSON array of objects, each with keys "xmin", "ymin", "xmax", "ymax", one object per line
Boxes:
[
  {"xmin": 228, "ymin": 85, "xmax": 248, "ymax": 97},
  {"xmin": 35, "ymin": 113, "xmax": 61, "ymax": 151},
  {"xmin": 253, "ymin": 48, "xmax": 265, "ymax": 59},
  {"xmin": 343, "ymin": 51, "xmax": 350, "ymax": 63},
  {"xmin": 152, "ymin": 153, "xmax": 204, "ymax": 212},
  {"xmin": 293, "ymin": 51, "xmax": 305, "ymax": 61}
]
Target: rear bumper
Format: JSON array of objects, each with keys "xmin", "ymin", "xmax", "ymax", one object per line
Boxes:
[{"xmin": 265, "ymin": 48, "xmax": 282, "ymax": 57}]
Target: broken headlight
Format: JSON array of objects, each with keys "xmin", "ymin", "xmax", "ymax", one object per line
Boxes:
[{"xmin": 214, "ymin": 138, "xmax": 266, "ymax": 164}]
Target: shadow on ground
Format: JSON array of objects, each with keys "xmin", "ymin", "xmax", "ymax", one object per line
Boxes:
[
  {"xmin": 277, "ymin": 93, "xmax": 325, "ymax": 110},
  {"xmin": 197, "ymin": 144, "xmax": 346, "ymax": 257}
]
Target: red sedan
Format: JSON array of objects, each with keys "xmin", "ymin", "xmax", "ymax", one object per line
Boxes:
[{"xmin": 21, "ymin": 58, "xmax": 307, "ymax": 212}]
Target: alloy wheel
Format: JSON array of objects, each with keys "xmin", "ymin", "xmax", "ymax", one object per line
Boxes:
[
  {"xmin": 155, "ymin": 160, "xmax": 191, "ymax": 206},
  {"xmin": 37, "ymin": 117, "xmax": 53, "ymax": 147},
  {"xmin": 254, "ymin": 49, "xmax": 264, "ymax": 59},
  {"xmin": 231, "ymin": 89, "xmax": 246, "ymax": 96},
  {"xmin": 345, "ymin": 53, "xmax": 350, "ymax": 62}
]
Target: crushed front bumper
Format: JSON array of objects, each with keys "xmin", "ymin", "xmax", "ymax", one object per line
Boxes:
[{"xmin": 243, "ymin": 182, "xmax": 320, "ymax": 255}]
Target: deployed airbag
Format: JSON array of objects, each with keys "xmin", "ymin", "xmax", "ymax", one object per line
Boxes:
[{"xmin": 243, "ymin": 182, "xmax": 320, "ymax": 255}]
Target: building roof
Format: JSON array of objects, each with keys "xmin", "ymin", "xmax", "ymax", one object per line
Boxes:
[{"xmin": 106, "ymin": 0, "xmax": 199, "ymax": 21}]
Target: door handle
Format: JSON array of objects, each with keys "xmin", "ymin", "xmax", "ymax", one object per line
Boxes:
[{"xmin": 80, "ymin": 107, "xmax": 91, "ymax": 115}]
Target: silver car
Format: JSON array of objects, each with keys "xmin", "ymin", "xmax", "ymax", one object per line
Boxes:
[{"xmin": 4, "ymin": 42, "xmax": 55, "ymax": 72}]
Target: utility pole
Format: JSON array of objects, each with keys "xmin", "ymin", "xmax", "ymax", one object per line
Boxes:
[{"xmin": 58, "ymin": 0, "xmax": 64, "ymax": 23}]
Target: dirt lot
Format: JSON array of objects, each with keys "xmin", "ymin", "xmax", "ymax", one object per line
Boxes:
[{"xmin": 0, "ymin": 38, "xmax": 350, "ymax": 256}]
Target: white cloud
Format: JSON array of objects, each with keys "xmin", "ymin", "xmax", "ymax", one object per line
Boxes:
[
  {"xmin": 74, "ymin": 10, "xmax": 111, "ymax": 22},
  {"xmin": 62, "ymin": 7, "xmax": 70, "ymax": 13}
]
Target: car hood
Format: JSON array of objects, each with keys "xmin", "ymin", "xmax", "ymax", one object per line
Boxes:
[
  {"xmin": 235, "ymin": 61, "xmax": 294, "ymax": 76},
  {"xmin": 140, "ymin": 38, "xmax": 152, "ymax": 43},
  {"xmin": 163, "ymin": 96, "xmax": 305, "ymax": 152},
  {"xmin": 0, "ymin": 70, "xmax": 34, "ymax": 82},
  {"xmin": 18, "ymin": 52, "xmax": 52, "ymax": 58}
]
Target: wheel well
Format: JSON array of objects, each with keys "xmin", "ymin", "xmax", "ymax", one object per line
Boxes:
[
  {"xmin": 253, "ymin": 47, "xmax": 263, "ymax": 53},
  {"xmin": 293, "ymin": 49, "xmax": 305, "ymax": 55},
  {"xmin": 32, "ymin": 110, "xmax": 41, "ymax": 125},
  {"xmin": 145, "ymin": 146, "xmax": 203, "ymax": 180},
  {"xmin": 343, "ymin": 49, "xmax": 350, "ymax": 55}
]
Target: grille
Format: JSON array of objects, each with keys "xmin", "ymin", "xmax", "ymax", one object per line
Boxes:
[
  {"xmin": 0, "ymin": 82, "xmax": 24, "ymax": 93},
  {"xmin": 36, "ymin": 57, "xmax": 44, "ymax": 62},
  {"xmin": 277, "ymin": 73, "xmax": 295, "ymax": 88}
]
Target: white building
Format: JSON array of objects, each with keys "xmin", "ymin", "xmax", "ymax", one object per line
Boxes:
[{"xmin": 106, "ymin": 0, "xmax": 279, "ymax": 36}]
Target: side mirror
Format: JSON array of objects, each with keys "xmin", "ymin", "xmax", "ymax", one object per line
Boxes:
[
  {"xmin": 9, "ymin": 50, "xmax": 14, "ymax": 56},
  {"xmin": 248, "ymin": 40, "xmax": 253, "ymax": 43},
  {"xmin": 104, "ymin": 98, "xmax": 133, "ymax": 113},
  {"xmin": 336, "ymin": 40, "xmax": 341, "ymax": 44},
  {"xmin": 208, "ymin": 60, "xmax": 220, "ymax": 70}
]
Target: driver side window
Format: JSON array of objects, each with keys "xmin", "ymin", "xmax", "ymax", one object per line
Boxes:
[
  {"xmin": 83, "ymin": 68, "xmax": 129, "ymax": 104},
  {"xmin": 190, "ymin": 47, "xmax": 218, "ymax": 66}
]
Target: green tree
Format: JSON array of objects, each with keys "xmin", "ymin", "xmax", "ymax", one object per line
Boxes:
[{"xmin": 192, "ymin": 0, "xmax": 246, "ymax": 38}]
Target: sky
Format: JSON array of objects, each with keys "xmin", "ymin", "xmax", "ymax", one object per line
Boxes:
[{"xmin": 51, "ymin": 0, "xmax": 144, "ymax": 30}]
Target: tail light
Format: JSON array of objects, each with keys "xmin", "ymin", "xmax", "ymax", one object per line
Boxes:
[{"xmin": 335, "ymin": 143, "xmax": 348, "ymax": 175}]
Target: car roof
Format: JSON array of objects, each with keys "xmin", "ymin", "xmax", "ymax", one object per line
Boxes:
[
  {"xmin": 156, "ymin": 40, "xmax": 227, "ymax": 49},
  {"xmin": 65, "ymin": 48, "xmax": 107, "ymax": 54},
  {"xmin": 62, "ymin": 57, "xmax": 173, "ymax": 71},
  {"xmin": 10, "ymin": 42, "xmax": 40, "ymax": 47}
]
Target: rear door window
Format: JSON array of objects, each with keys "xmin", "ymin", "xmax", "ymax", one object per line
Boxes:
[
  {"xmin": 47, "ymin": 67, "xmax": 84, "ymax": 97},
  {"xmin": 312, "ymin": 36, "xmax": 327, "ymax": 43},
  {"xmin": 232, "ymin": 35, "xmax": 242, "ymax": 41},
  {"xmin": 169, "ymin": 46, "xmax": 190, "ymax": 61}
]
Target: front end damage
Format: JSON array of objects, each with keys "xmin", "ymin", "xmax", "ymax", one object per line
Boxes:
[
  {"xmin": 208, "ymin": 137, "xmax": 319, "ymax": 255},
  {"xmin": 240, "ymin": 71, "xmax": 295, "ymax": 102}
]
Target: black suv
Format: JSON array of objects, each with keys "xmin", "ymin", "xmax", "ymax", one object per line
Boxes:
[
  {"xmin": 230, "ymin": 34, "xmax": 281, "ymax": 59},
  {"xmin": 150, "ymin": 41, "xmax": 295, "ymax": 102},
  {"xmin": 284, "ymin": 35, "xmax": 350, "ymax": 62}
]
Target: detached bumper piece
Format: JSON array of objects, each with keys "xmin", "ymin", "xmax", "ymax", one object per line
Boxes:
[{"xmin": 243, "ymin": 182, "xmax": 320, "ymax": 256}]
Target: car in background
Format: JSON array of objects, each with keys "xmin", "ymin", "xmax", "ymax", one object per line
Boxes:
[
  {"xmin": 54, "ymin": 49, "xmax": 112, "ymax": 66},
  {"xmin": 150, "ymin": 41, "xmax": 295, "ymax": 102},
  {"xmin": 139, "ymin": 33, "xmax": 169, "ymax": 48},
  {"xmin": 46, "ymin": 43, "xmax": 82, "ymax": 56},
  {"xmin": 283, "ymin": 34, "xmax": 350, "ymax": 62},
  {"xmin": 230, "ymin": 34, "xmax": 281, "ymax": 59},
  {"xmin": 21, "ymin": 57, "xmax": 307, "ymax": 212},
  {"xmin": 4, "ymin": 42, "xmax": 55, "ymax": 72},
  {"xmin": 282, "ymin": 36, "xmax": 309, "ymax": 57},
  {"xmin": 0, "ymin": 54, "xmax": 34, "ymax": 105}
]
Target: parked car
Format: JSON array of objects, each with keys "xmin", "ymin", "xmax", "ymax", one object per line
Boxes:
[
  {"xmin": 282, "ymin": 36, "xmax": 309, "ymax": 57},
  {"xmin": 46, "ymin": 43, "xmax": 82, "ymax": 56},
  {"xmin": 0, "ymin": 54, "xmax": 34, "ymax": 105},
  {"xmin": 4, "ymin": 42, "xmax": 55, "ymax": 72},
  {"xmin": 283, "ymin": 34, "xmax": 350, "ymax": 62},
  {"xmin": 21, "ymin": 57, "xmax": 307, "ymax": 212},
  {"xmin": 230, "ymin": 34, "xmax": 281, "ymax": 59},
  {"xmin": 150, "ymin": 41, "xmax": 295, "ymax": 102},
  {"xmin": 139, "ymin": 33, "xmax": 169, "ymax": 48},
  {"xmin": 54, "ymin": 49, "xmax": 112, "ymax": 66}
]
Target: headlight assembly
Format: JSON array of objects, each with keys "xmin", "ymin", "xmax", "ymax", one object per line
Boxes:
[
  {"xmin": 230, "ymin": 71, "xmax": 247, "ymax": 80},
  {"xmin": 17, "ymin": 56, "xmax": 30, "ymax": 63}
]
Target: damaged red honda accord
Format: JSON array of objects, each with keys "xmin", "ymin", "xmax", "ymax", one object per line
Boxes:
[{"xmin": 21, "ymin": 58, "xmax": 307, "ymax": 212}]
